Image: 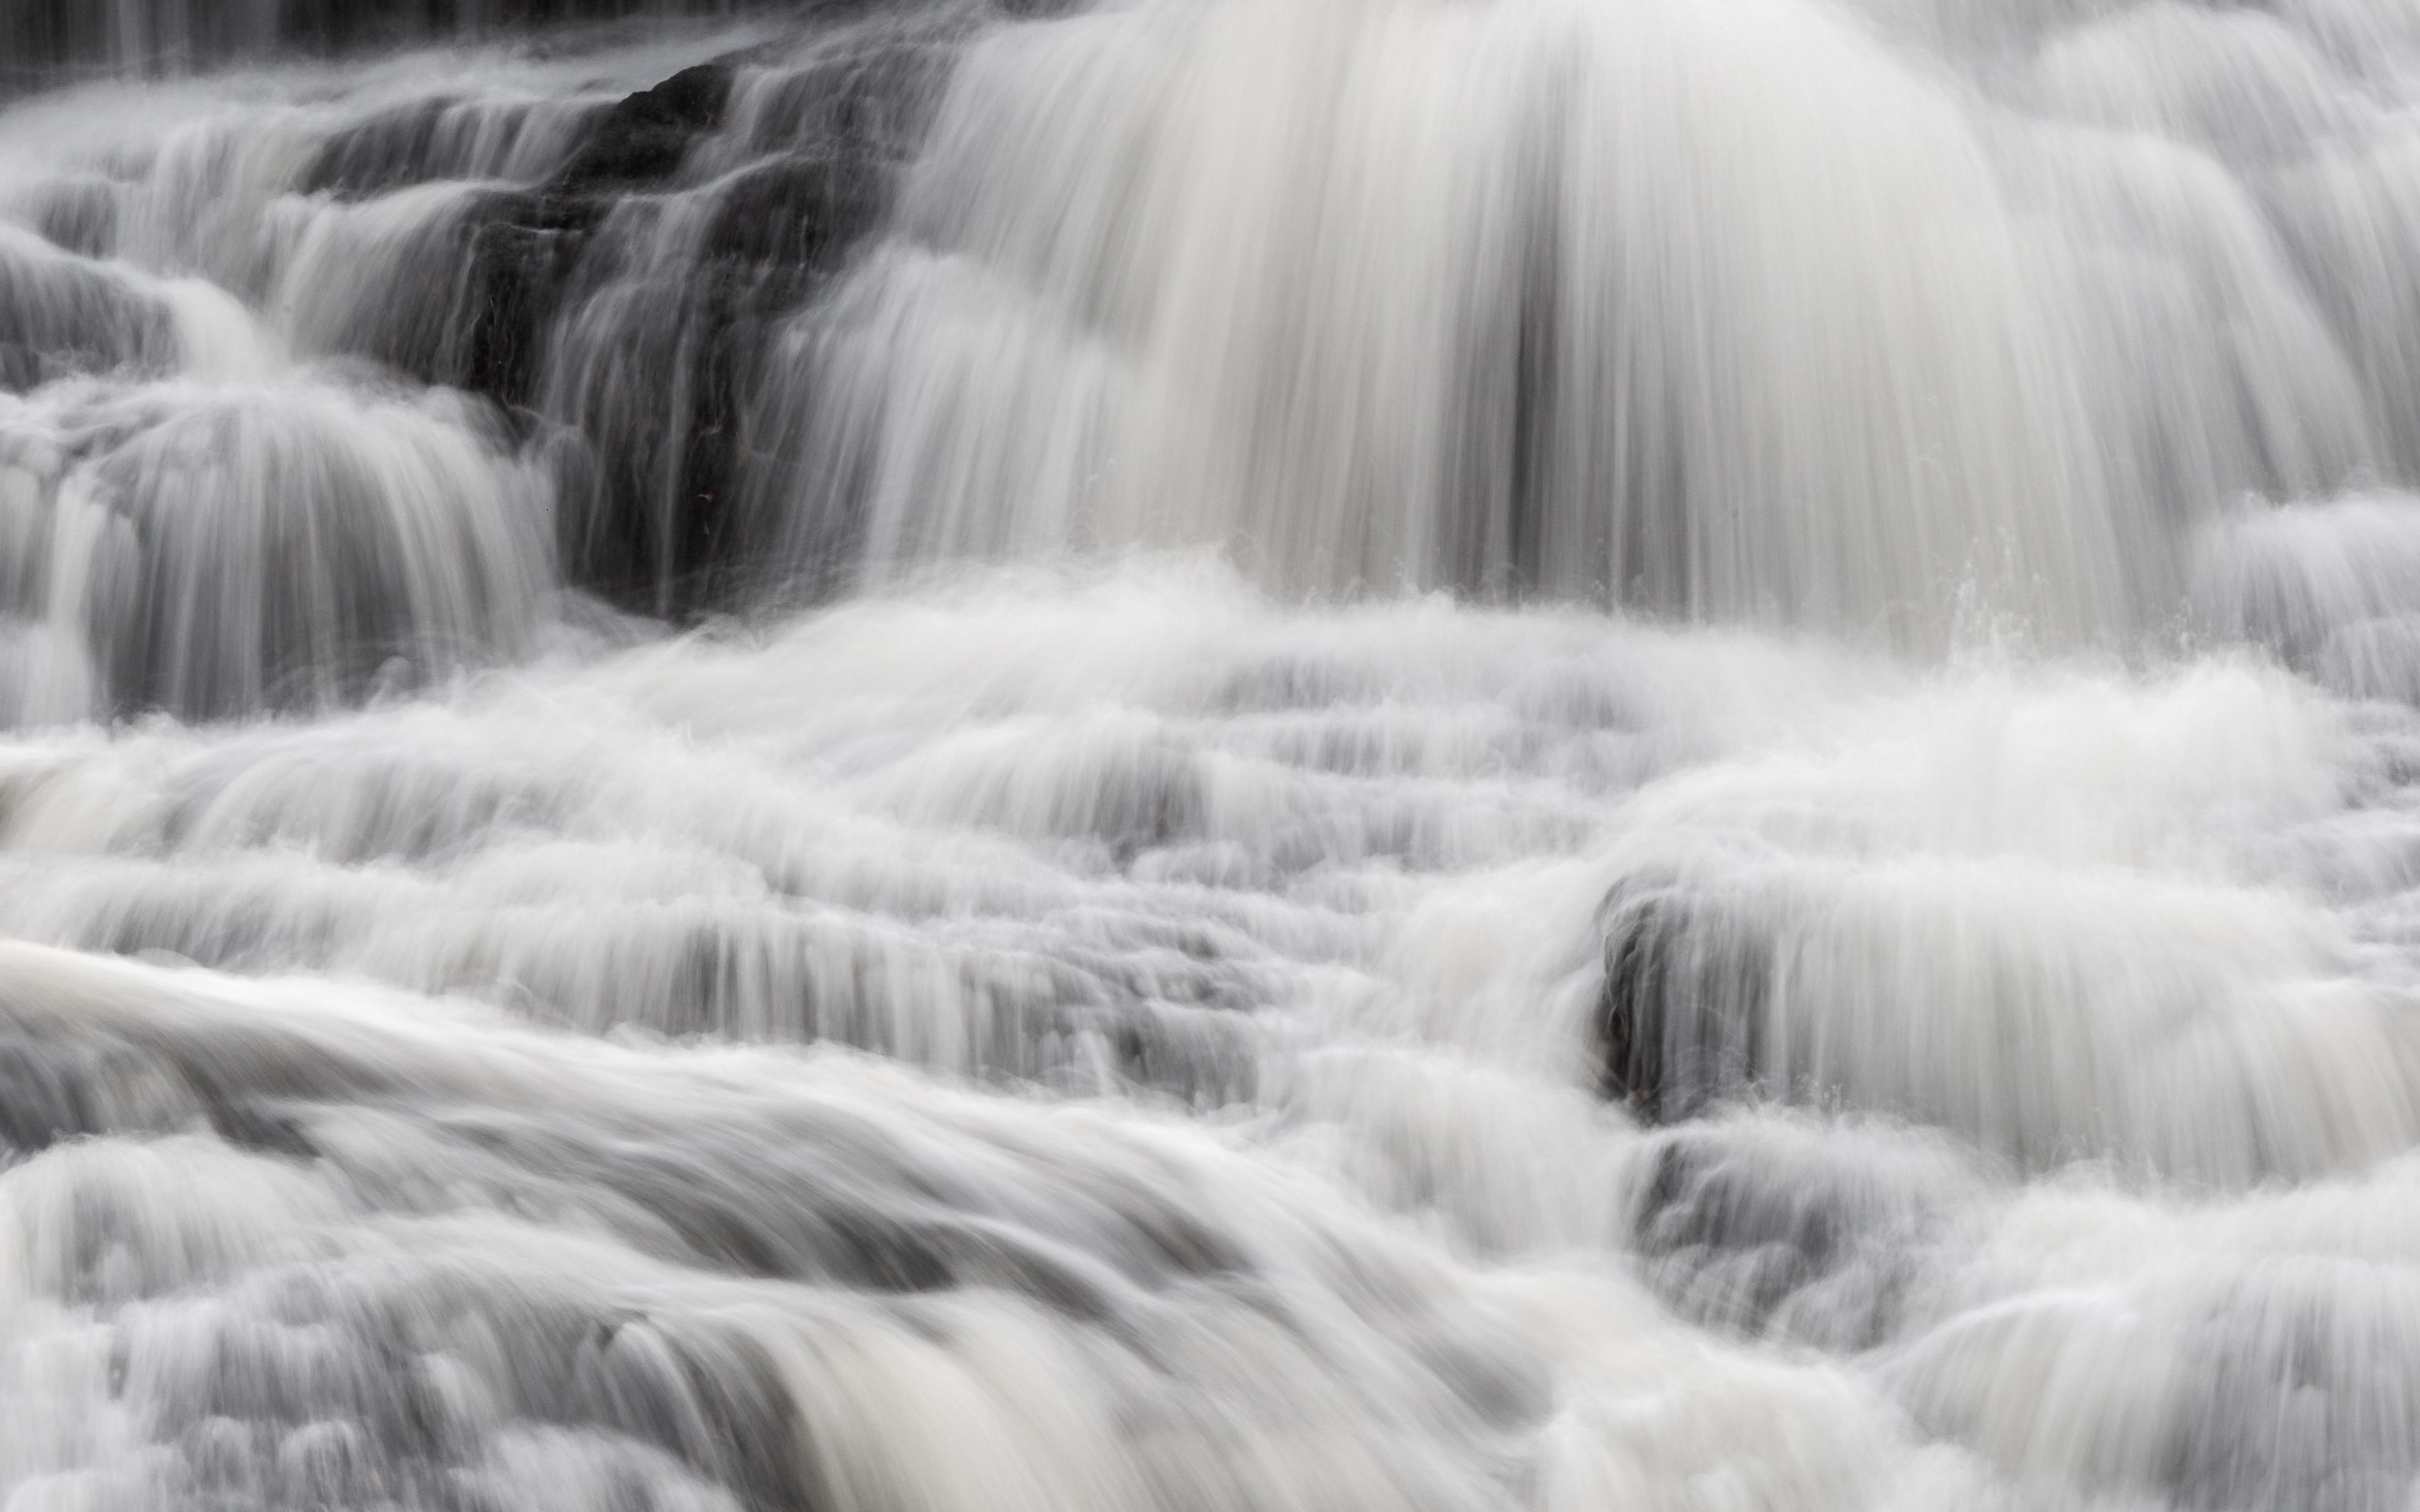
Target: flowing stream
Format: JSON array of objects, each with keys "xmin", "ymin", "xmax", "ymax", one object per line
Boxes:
[{"xmin": 6, "ymin": 1, "xmax": 2420, "ymax": 1508}]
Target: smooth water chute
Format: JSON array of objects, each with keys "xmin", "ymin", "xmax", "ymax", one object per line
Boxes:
[{"xmin": 734, "ymin": 0, "xmax": 2412, "ymax": 642}]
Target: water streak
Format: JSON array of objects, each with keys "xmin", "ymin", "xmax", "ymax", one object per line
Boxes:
[{"xmin": 1, "ymin": 2, "xmax": 2419, "ymax": 1509}]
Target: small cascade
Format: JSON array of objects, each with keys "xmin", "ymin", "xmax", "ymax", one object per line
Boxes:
[{"xmin": 0, "ymin": 4, "xmax": 2418, "ymax": 1511}]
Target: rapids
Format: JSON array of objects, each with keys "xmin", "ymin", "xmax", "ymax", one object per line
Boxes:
[{"xmin": 3, "ymin": 1, "xmax": 2420, "ymax": 1509}]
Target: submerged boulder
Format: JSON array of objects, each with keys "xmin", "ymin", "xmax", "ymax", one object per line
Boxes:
[
  {"xmin": 1630, "ymin": 1121, "xmax": 1964, "ymax": 1349},
  {"xmin": 282, "ymin": 49, "xmax": 911, "ymax": 617},
  {"xmin": 1595, "ymin": 883, "xmax": 1770, "ymax": 1121},
  {"xmin": 0, "ymin": 231, "xmax": 177, "ymax": 390}
]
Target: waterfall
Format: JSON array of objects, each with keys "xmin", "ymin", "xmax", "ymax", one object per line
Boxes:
[
  {"xmin": 744, "ymin": 0, "xmax": 2410, "ymax": 640},
  {"xmin": 5, "ymin": 1, "xmax": 2420, "ymax": 1509}
]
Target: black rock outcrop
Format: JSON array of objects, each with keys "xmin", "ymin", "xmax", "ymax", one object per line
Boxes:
[{"xmin": 1596, "ymin": 883, "xmax": 1770, "ymax": 1120}]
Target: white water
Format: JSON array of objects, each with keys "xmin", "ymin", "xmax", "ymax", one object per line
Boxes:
[
  {"xmin": 3, "ymin": 1, "xmax": 2420, "ymax": 1509},
  {"xmin": 759, "ymin": 0, "xmax": 2420, "ymax": 639}
]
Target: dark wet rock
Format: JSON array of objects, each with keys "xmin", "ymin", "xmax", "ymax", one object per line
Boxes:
[
  {"xmin": 544, "ymin": 170, "xmax": 890, "ymax": 614},
  {"xmin": 541, "ymin": 239, "xmax": 738, "ymax": 612},
  {"xmin": 1595, "ymin": 883, "xmax": 1770, "ymax": 1121},
  {"xmin": 4, "ymin": 38, "xmax": 932, "ymax": 628},
  {"xmin": 451, "ymin": 190, "xmax": 597, "ymax": 412},
  {"xmin": 549, "ymin": 64, "xmax": 735, "ymax": 197},
  {"xmin": 251, "ymin": 35, "xmax": 941, "ymax": 622},
  {"xmin": 1630, "ymin": 1125, "xmax": 1955, "ymax": 1349},
  {"xmin": 304, "ymin": 97, "xmax": 459, "ymax": 198},
  {"xmin": 523, "ymin": 32, "xmax": 948, "ymax": 617},
  {"xmin": 735, "ymin": 35, "xmax": 957, "ymax": 161},
  {"xmin": 283, "ymin": 51, "xmax": 906, "ymax": 616},
  {"xmin": 270, "ymin": 187, "xmax": 594, "ymax": 410},
  {"xmin": 708, "ymin": 152, "xmax": 886, "ymax": 273},
  {"xmin": 294, "ymin": 65, "xmax": 738, "ymax": 407}
]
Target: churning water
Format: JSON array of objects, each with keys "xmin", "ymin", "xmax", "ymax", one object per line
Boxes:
[{"xmin": 4, "ymin": 0, "xmax": 2420, "ymax": 1508}]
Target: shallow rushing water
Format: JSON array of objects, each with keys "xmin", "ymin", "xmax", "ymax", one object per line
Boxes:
[{"xmin": 8, "ymin": 2, "xmax": 2420, "ymax": 1509}]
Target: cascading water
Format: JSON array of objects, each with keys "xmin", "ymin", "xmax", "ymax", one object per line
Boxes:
[{"xmin": 5, "ymin": 0, "xmax": 2420, "ymax": 1508}]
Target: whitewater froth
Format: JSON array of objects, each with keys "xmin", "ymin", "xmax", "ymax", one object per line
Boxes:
[
  {"xmin": 736, "ymin": 0, "xmax": 2420, "ymax": 641},
  {"xmin": 1, "ymin": 1, "xmax": 2420, "ymax": 1510}
]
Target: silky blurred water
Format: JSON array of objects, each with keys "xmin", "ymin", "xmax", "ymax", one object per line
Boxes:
[{"xmin": 5, "ymin": 2, "xmax": 2420, "ymax": 1509}]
